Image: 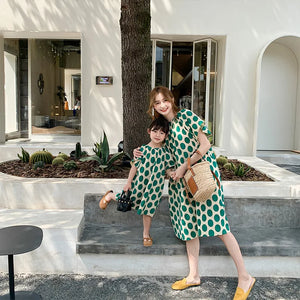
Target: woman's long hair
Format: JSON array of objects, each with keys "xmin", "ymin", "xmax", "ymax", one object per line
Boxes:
[{"xmin": 147, "ymin": 86, "xmax": 179, "ymax": 119}]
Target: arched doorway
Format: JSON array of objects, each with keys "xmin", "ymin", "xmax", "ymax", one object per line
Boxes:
[{"xmin": 257, "ymin": 37, "xmax": 300, "ymax": 151}]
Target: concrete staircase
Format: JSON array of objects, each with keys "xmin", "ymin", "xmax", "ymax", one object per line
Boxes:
[{"xmin": 77, "ymin": 194, "xmax": 300, "ymax": 257}]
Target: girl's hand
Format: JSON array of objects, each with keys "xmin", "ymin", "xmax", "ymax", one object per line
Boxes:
[
  {"xmin": 123, "ymin": 182, "xmax": 131, "ymax": 192},
  {"xmin": 171, "ymin": 163, "xmax": 187, "ymax": 181},
  {"xmin": 133, "ymin": 147, "xmax": 143, "ymax": 159}
]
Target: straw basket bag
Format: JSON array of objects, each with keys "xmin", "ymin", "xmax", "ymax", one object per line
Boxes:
[{"xmin": 183, "ymin": 158, "xmax": 220, "ymax": 203}]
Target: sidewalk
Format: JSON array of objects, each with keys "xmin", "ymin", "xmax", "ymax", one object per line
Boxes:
[{"xmin": 0, "ymin": 274, "xmax": 299, "ymax": 299}]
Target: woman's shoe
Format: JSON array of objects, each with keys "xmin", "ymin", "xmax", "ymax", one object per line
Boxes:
[
  {"xmin": 99, "ymin": 190, "xmax": 113, "ymax": 210},
  {"xmin": 233, "ymin": 278, "xmax": 256, "ymax": 300},
  {"xmin": 143, "ymin": 236, "xmax": 153, "ymax": 247},
  {"xmin": 171, "ymin": 278, "xmax": 200, "ymax": 290}
]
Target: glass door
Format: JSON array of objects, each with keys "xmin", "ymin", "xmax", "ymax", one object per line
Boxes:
[
  {"xmin": 152, "ymin": 40, "xmax": 172, "ymax": 89},
  {"xmin": 192, "ymin": 39, "xmax": 217, "ymax": 143}
]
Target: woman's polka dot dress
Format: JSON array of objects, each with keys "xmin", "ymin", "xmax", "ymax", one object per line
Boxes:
[
  {"xmin": 116, "ymin": 145, "xmax": 174, "ymax": 217},
  {"xmin": 165, "ymin": 109, "xmax": 230, "ymax": 241}
]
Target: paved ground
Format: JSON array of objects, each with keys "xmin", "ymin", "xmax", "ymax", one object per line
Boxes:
[
  {"xmin": 276, "ymin": 164, "xmax": 300, "ymax": 175},
  {"xmin": 0, "ymin": 274, "xmax": 299, "ymax": 300}
]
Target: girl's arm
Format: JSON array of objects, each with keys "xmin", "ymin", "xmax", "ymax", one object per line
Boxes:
[
  {"xmin": 123, "ymin": 164, "xmax": 137, "ymax": 191},
  {"xmin": 171, "ymin": 129, "xmax": 211, "ymax": 181}
]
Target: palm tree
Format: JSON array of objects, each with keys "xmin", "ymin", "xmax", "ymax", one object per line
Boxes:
[{"xmin": 120, "ymin": 0, "xmax": 152, "ymax": 157}]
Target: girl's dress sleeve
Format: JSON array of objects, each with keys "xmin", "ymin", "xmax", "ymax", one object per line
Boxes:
[
  {"xmin": 132, "ymin": 146, "xmax": 144, "ymax": 168},
  {"xmin": 185, "ymin": 109, "xmax": 212, "ymax": 138}
]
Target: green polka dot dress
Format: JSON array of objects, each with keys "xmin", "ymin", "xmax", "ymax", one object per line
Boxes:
[
  {"xmin": 165, "ymin": 109, "xmax": 230, "ymax": 241},
  {"xmin": 116, "ymin": 145, "xmax": 174, "ymax": 217}
]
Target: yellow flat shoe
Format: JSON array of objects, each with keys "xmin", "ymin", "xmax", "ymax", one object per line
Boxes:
[
  {"xmin": 99, "ymin": 190, "xmax": 113, "ymax": 210},
  {"xmin": 233, "ymin": 277, "xmax": 256, "ymax": 300},
  {"xmin": 171, "ymin": 278, "xmax": 200, "ymax": 290}
]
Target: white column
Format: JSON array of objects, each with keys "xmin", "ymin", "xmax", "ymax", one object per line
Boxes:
[{"xmin": 0, "ymin": 34, "xmax": 5, "ymax": 143}]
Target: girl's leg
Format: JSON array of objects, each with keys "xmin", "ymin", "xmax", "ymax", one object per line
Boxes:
[
  {"xmin": 99, "ymin": 191, "xmax": 116, "ymax": 210},
  {"xmin": 185, "ymin": 237, "xmax": 201, "ymax": 284},
  {"xmin": 105, "ymin": 192, "xmax": 116, "ymax": 202},
  {"xmin": 218, "ymin": 232, "xmax": 254, "ymax": 291},
  {"xmin": 142, "ymin": 215, "xmax": 152, "ymax": 238}
]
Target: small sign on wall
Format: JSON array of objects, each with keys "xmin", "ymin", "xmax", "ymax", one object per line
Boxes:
[{"xmin": 96, "ymin": 76, "xmax": 113, "ymax": 85}]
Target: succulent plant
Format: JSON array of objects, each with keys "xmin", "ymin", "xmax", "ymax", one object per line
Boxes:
[
  {"xmin": 80, "ymin": 131, "xmax": 124, "ymax": 172},
  {"xmin": 63, "ymin": 160, "xmax": 78, "ymax": 170},
  {"xmin": 70, "ymin": 142, "xmax": 88, "ymax": 160},
  {"xmin": 224, "ymin": 162, "xmax": 234, "ymax": 171},
  {"xmin": 33, "ymin": 161, "xmax": 45, "ymax": 170},
  {"xmin": 52, "ymin": 157, "xmax": 65, "ymax": 165},
  {"xmin": 216, "ymin": 155, "xmax": 228, "ymax": 166},
  {"xmin": 30, "ymin": 149, "xmax": 53, "ymax": 164},
  {"xmin": 233, "ymin": 163, "xmax": 251, "ymax": 177},
  {"xmin": 57, "ymin": 152, "xmax": 69, "ymax": 160},
  {"xmin": 17, "ymin": 147, "xmax": 30, "ymax": 163}
]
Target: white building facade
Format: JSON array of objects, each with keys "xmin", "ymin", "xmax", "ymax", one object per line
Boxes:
[{"xmin": 0, "ymin": 0, "xmax": 299, "ymax": 155}]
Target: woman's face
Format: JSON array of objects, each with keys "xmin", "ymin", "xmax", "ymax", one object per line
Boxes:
[{"xmin": 153, "ymin": 93, "xmax": 174, "ymax": 121}]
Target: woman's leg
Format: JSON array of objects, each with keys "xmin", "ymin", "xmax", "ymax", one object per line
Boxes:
[
  {"xmin": 185, "ymin": 237, "xmax": 201, "ymax": 283},
  {"xmin": 142, "ymin": 215, "xmax": 152, "ymax": 238},
  {"xmin": 218, "ymin": 232, "xmax": 254, "ymax": 291}
]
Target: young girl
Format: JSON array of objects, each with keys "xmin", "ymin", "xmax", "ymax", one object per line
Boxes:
[{"xmin": 99, "ymin": 116, "xmax": 174, "ymax": 247}]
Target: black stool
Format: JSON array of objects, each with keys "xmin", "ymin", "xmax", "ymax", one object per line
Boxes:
[{"xmin": 0, "ymin": 225, "xmax": 43, "ymax": 299}]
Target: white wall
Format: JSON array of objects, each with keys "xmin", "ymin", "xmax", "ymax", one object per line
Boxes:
[
  {"xmin": 1, "ymin": 1, "xmax": 300, "ymax": 154},
  {"xmin": 151, "ymin": 0, "xmax": 300, "ymax": 155},
  {"xmin": 0, "ymin": 0, "xmax": 123, "ymax": 151}
]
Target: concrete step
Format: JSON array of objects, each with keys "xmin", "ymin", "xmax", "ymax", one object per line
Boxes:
[
  {"xmin": 81, "ymin": 194, "xmax": 300, "ymax": 228},
  {"xmin": 76, "ymin": 194, "xmax": 300, "ymax": 257}
]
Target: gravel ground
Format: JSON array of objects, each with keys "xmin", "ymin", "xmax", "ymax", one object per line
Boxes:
[{"xmin": 0, "ymin": 274, "xmax": 299, "ymax": 300}]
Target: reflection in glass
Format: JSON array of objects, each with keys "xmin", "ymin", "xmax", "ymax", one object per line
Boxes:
[
  {"xmin": 155, "ymin": 41, "xmax": 171, "ymax": 87},
  {"xmin": 193, "ymin": 42, "xmax": 207, "ymax": 120}
]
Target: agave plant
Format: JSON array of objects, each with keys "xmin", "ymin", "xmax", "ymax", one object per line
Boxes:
[{"xmin": 80, "ymin": 132, "xmax": 125, "ymax": 172}]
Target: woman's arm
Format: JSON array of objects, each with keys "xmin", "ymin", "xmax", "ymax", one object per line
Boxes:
[
  {"xmin": 133, "ymin": 147, "xmax": 143, "ymax": 159},
  {"xmin": 171, "ymin": 128, "xmax": 211, "ymax": 181}
]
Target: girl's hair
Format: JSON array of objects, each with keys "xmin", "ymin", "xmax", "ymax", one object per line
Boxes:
[
  {"xmin": 148, "ymin": 115, "xmax": 169, "ymax": 135},
  {"xmin": 147, "ymin": 86, "xmax": 179, "ymax": 119}
]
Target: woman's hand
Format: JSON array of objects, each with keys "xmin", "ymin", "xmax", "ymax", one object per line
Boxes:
[
  {"xmin": 133, "ymin": 147, "xmax": 143, "ymax": 159},
  {"xmin": 171, "ymin": 163, "xmax": 187, "ymax": 181}
]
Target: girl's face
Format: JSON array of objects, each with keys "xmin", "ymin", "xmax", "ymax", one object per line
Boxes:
[
  {"xmin": 153, "ymin": 93, "xmax": 174, "ymax": 121},
  {"xmin": 148, "ymin": 127, "xmax": 166, "ymax": 146}
]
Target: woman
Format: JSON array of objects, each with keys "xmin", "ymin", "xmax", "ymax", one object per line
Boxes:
[{"xmin": 134, "ymin": 86, "xmax": 255, "ymax": 300}]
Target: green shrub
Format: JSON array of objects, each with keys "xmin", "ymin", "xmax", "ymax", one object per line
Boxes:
[
  {"xmin": 63, "ymin": 160, "xmax": 78, "ymax": 170},
  {"xmin": 33, "ymin": 161, "xmax": 45, "ymax": 170},
  {"xmin": 52, "ymin": 157, "xmax": 64, "ymax": 165},
  {"xmin": 30, "ymin": 149, "xmax": 53, "ymax": 164},
  {"xmin": 17, "ymin": 147, "xmax": 30, "ymax": 163}
]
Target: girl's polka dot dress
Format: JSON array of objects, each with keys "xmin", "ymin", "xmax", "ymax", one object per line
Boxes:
[
  {"xmin": 165, "ymin": 109, "xmax": 230, "ymax": 241},
  {"xmin": 117, "ymin": 145, "xmax": 174, "ymax": 217}
]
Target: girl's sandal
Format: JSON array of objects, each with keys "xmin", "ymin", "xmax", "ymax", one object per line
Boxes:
[
  {"xmin": 143, "ymin": 236, "xmax": 153, "ymax": 247},
  {"xmin": 99, "ymin": 190, "xmax": 113, "ymax": 210}
]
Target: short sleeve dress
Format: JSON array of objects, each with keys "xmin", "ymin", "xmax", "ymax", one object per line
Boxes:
[
  {"xmin": 116, "ymin": 144, "xmax": 174, "ymax": 217},
  {"xmin": 164, "ymin": 109, "xmax": 230, "ymax": 241}
]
